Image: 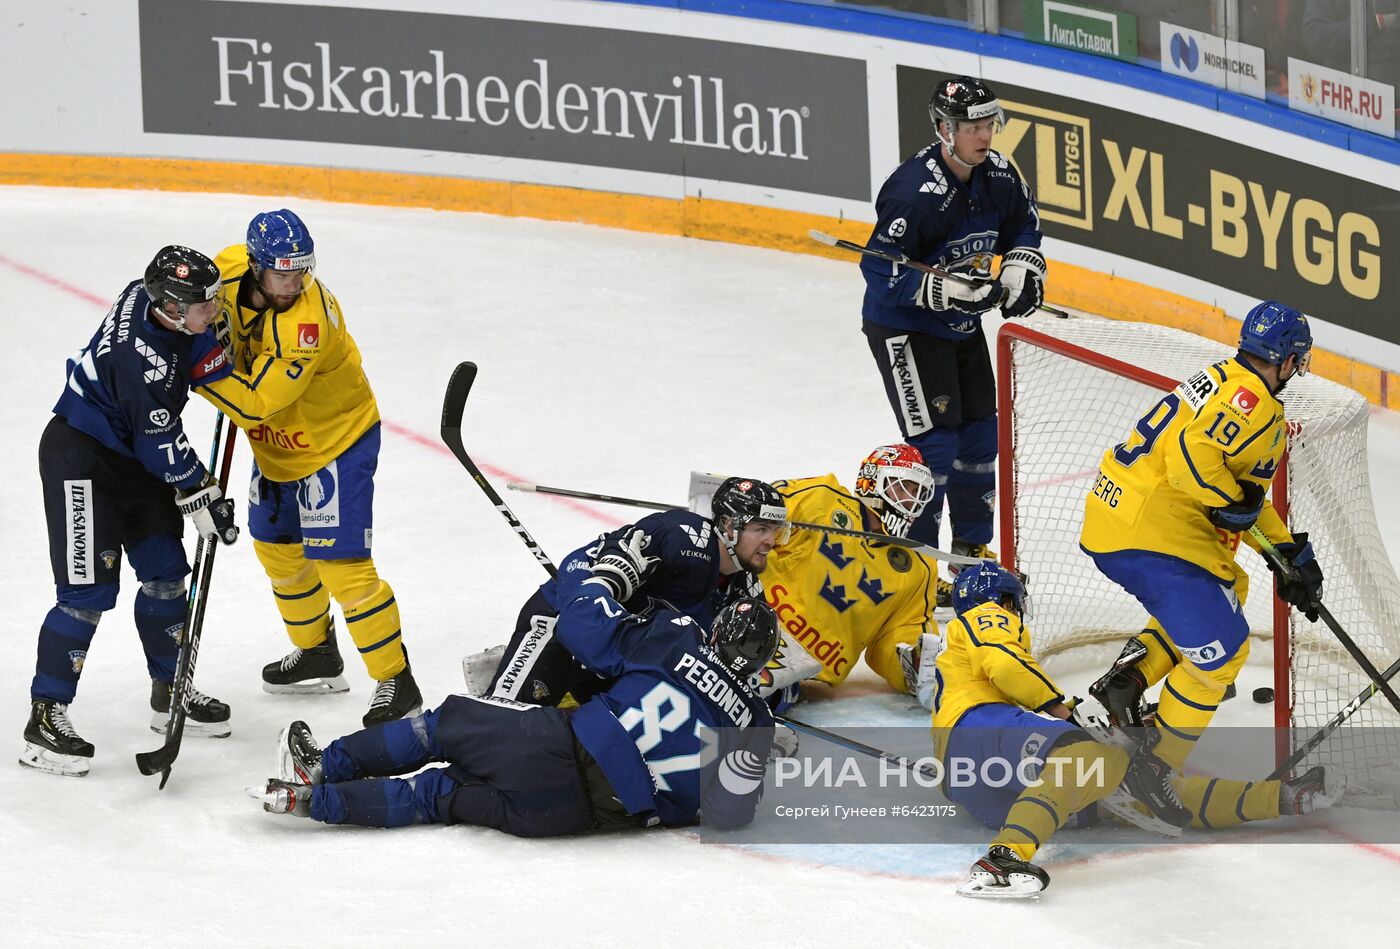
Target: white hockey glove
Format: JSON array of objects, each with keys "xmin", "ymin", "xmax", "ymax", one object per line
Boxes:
[
  {"xmin": 770, "ymin": 723, "xmax": 800, "ymax": 762},
  {"xmin": 177, "ymin": 476, "xmax": 239, "ymax": 544},
  {"xmin": 896, "ymin": 632, "xmax": 945, "ymax": 711},
  {"xmin": 915, "ymin": 266, "xmax": 1003, "ymax": 315},
  {"xmin": 998, "ymin": 247, "xmax": 1046, "ymax": 319},
  {"xmin": 757, "ymin": 630, "xmax": 823, "ymax": 705},
  {"xmin": 585, "ymin": 527, "xmax": 658, "ymax": 602}
]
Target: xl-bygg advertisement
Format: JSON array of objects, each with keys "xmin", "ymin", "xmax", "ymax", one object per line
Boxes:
[
  {"xmin": 897, "ymin": 67, "xmax": 1398, "ymax": 344},
  {"xmin": 138, "ymin": 0, "xmax": 871, "ymax": 200}
]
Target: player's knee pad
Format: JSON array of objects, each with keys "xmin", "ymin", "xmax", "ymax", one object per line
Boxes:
[
  {"xmin": 908, "ymin": 428, "xmax": 958, "ymax": 477},
  {"xmin": 1135, "ymin": 623, "xmax": 1180, "ymax": 685},
  {"xmin": 254, "ymin": 539, "xmax": 314, "ymax": 586},
  {"xmin": 125, "ymin": 532, "xmax": 190, "ymax": 584},
  {"xmin": 140, "ymin": 579, "xmax": 186, "ymax": 601},
  {"xmin": 57, "ymin": 582, "xmax": 119, "ymax": 614},
  {"xmin": 316, "ymin": 557, "xmax": 382, "ymax": 607},
  {"xmin": 955, "ymin": 414, "xmax": 997, "ymax": 464}
]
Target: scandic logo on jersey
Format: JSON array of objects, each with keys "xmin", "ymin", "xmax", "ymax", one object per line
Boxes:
[
  {"xmin": 1230, "ymin": 386, "xmax": 1260, "ymax": 414},
  {"xmin": 297, "ymin": 323, "xmax": 320, "ymax": 348}
]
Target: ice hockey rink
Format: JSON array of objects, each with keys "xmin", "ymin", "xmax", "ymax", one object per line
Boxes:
[{"xmin": 2, "ymin": 185, "xmax": 1397, "ymax": 945}]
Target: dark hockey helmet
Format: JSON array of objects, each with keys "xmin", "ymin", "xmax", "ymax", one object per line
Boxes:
[
  {"xmin": 952, "ymin": 561, "xmax": 1029, "ymax": 618},
  {"xmin": 247, "ymin": 208, "xmax": 317, "ymax": 276},
  {"xmin": 712, "ymin": 477, "xmax": 787, "ymax": 532},
  {"xmin": 1239, "ymin": 301, "xmax": 1312, "ymax": 375},
  {"xmin": 143, "ymin": 245, "xmax": 220, "ymax": 312},
  {"xmin": 709, "ymin": 596, "xmax": 780, "ymax": 679},
  {"xmin": 929, "ymin": 76, "xmax": 1005, "ymax": 138}
]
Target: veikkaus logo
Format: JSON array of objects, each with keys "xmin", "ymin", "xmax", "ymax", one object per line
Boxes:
[
  {"xmin": 135, "ymin": 338, "xmax": 168, "ymax": 384},
  {"xmin": 680, "ymin": 522, "xmax": 712, "ymax": 549},
  {"xmin": 213, "ymin": 41, "xmax": 811, "ymax": 161}
]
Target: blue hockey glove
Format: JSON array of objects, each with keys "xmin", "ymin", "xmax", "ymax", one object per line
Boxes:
[
  {"xmin": 1270, "ymin": 532, "xmax": 1324, "ymax": 622},
  {"xmin": 998, "ymin": 248, "xmax": 1046, "ymax": 319},
  {"xmin": 1206, "ymin": 480, "xmax": 1266, "ymax": 532}
]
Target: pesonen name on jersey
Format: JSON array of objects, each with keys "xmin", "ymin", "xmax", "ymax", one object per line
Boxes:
[{"xmin": 675, "ymin": 652, "xmax": 753, "ymax": 728}]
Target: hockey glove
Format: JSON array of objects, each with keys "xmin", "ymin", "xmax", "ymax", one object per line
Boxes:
[
  {"xmin": 177, "ymin": 476, "xmax": 239, "ymax": 544},
  {"xmin": 770, "ymin": 722, "xmax": 800, "ymax": 761},
  {"xmin": 896, "ymin": 631, "xmax": 945, "ymax": 711},
  {"xmin": 1270, "ymin": 532, "xmax": 1324, "ymax": 622},
  {"xmin": 588, "ymin": 527, "xmax": 658, "ymax": 602},
  {"xmin": 998, "ymin": 248, "xmax": 1046, "ymax": 319},
  {"xmin": 915, "ymin": 268, "xmax": 1004, "ymax": 315},
  {"xmin": 1206, "ymin": 480, "xmax": 1266, "ymax": 532}
]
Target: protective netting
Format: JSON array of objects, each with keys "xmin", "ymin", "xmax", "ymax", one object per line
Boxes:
[{"xmin": 1003, "ymin": 314, "xmax": 1400, "ymax": 787}]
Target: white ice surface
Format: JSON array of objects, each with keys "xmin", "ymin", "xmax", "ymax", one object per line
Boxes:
[{"xmin": 1, "ymin": 187, "xmax": 1397, "ymax": 945}]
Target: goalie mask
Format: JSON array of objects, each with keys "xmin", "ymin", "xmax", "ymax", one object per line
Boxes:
[
  {"xmin": 709, "ymin": 597, "xmax": 780, "ymax": 680},
  {"xmin": 855, "ymin": 444, "xmax": 936, "ymax": 538}
]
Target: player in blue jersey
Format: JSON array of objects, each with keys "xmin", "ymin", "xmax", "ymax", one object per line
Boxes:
[
  {"xmin": 21, "ymin": 246, "xmax": 240, "ymax": 777},
  {"xmin": 252, "ymin": 594, "xmax": 779, "ymax": 834},
  {"xmin": 466, "ymin": 476, "xmax": 787, "ymax": 707},
  {"xmin": 861, "ymin": 76, "xmax": 1046, "ymax": 607}
]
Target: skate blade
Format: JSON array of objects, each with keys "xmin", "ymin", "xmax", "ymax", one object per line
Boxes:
[
  {"xmin": 150, "ymin": 713, "xmax": 232, "ymax": 739},
  {"xmin": 262, "ymin": 676, "xmax": 350, "ymax": 696},
  {"xmin": 18, "ymin": 743, "xmax": 90, "ymax": 777},
  {"xmin": 956, "ymin": 876, "xmax": 1045, "ymax": 899},
  {"xmin": 1100, "ymin": 787, "xmax": 1184, "ymax": 838}
]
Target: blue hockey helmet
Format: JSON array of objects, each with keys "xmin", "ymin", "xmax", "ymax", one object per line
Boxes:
[
  {"xmin": 1238, "ymin": 301, "xmax": 1312, "ymax": 375},
  {"xmin": 709, "ymin": 596, "xmax": 780, "ymax": 679},
  {"xmin": 952, "ymin": 561, "xmax": 1028, "ymax": 617},
  {"xmin": 246, "ymin": 209, "xmax": 316, "ymax": 275}
]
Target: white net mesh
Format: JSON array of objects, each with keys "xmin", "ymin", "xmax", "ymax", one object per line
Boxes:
[{"xmin": 1004, "ymin": 314, "xmax": 1400, "ymax": 787}]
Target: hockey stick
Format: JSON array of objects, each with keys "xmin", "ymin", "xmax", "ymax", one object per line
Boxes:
[
  {"xmin": 1248, "ymin": 525, "xmax": 1400, "ymax": 718},
  {"xmin": 440, "ymin": 361, "xmax": 557, "ymax": 578},
  {"xmin": 1267, "ymin": 653, "xmax": 1400, "ymax": 780},
  {"xmin": 135, "ymin": 415, "xmax": 238, "ymax": 787},
  {"xmin": 506, "ymin": 480, "xmax": 989, "ymax": 566},
  {"xmin": 777, "ymin": 716, "xmax": 940, "ymax": 783},
  {"xmin": 808, "ymin": 229, "xmax": 1071, "ymax": 319}
]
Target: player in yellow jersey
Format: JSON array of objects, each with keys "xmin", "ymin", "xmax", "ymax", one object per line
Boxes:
[
  {"xmin": 935, "ymin": 562, "xmax": 1343, "ymax": 899},
  {"xmin": 195, "ymin": 210, "xmax": 421, "ymax": 726},
  {"xmin": 1079, "ymin": 302, "xmax": 1323, "ymax": 827},
  {"xmin": 757, "ymin": 445, "xmax": 943, "ymax": 712}
]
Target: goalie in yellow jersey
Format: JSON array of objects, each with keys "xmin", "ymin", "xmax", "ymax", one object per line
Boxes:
[
  {"xmin": 935, "ymin": 562, "xmax": 1343, "ymax": 899},
  {"xmin": 195, "ymin": 210, "xmax": 420, "ymax": 727},
  {"xmin": 1079, "ymin": 302, "xmax": 1323, "ymax": 829},
  {"xmin": 756, "ymin": 444, "xmax": 943, "ymax": 713}
]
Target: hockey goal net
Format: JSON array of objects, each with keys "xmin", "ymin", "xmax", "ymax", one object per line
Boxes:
[{"xmin": 998, "ymin": 315, "xmax": 1400, "ymax": 788}]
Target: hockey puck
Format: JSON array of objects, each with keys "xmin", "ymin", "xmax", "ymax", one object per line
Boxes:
[{"xmin": 1252, "ymin": 687, "xmax": 1275, "ymax": 704}]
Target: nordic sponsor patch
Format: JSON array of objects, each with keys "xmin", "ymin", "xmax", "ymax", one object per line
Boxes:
[
  {"xmin": 1180, "ymin": 639, "xmax": 1228, "ymax": 666},
  {"xmin": 296, "ymin": 323, "xmax": 320, "ymax": 349},
  {"xmin": 1230, "ymin": 385, "xmax": 1260, "ymax": 415}
]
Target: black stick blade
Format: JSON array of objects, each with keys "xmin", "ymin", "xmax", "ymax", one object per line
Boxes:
[{"xmin": 440, "ymin": 361, "xmax": 478, "ymax": 435}]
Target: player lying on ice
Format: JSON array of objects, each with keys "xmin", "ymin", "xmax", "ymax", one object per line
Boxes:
[
  {"xmin": 251, "ymin": 593, "xmax": 779, "ymax": 835},
  {"xmin": 933, "ymin": 562, "xmax": 1344, "ymax": 899},
  {"xmin": 462, "ymin": 476, "xmax": 786, "ymax": 707}
]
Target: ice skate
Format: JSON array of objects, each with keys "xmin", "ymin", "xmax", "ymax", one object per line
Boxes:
[
  {"xmin": 277, "ymin": 720, "xmax": 323, "ymax": 785},
  {"xmin": 362, "ymin": 665, "xmax": 422, "ymax": 727},
  {"xmin": 262, "ymin": 620, "xmax": 350, "ymax": 695},
  {"xmin": 18, "ymin": 700, "xmax": 94, "ymax": 777},
  {"xmin": 1280, "ymin": 764, "xmax": 1346, "ymax": 815},
  {"xmin": 249, "ymin": 778, "xmax": 312, "ymax": 818},
  {"xmin": 150, "ymin": 678, "xmax": 232, "ymax": 738},
  {"xmin": 957, "ymin": 845, "xmax": 1049, "ymax": 899}
]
